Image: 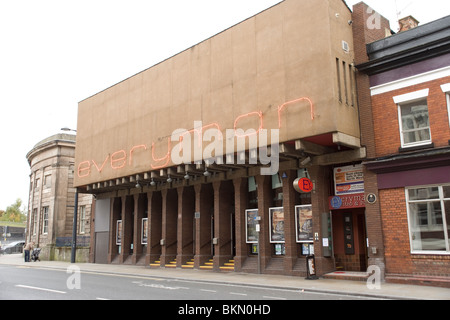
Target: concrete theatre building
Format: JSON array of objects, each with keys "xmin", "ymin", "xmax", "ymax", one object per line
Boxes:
[{"xmin": 75, "ymin": 0, "xmax": 375, "ymax": 277}]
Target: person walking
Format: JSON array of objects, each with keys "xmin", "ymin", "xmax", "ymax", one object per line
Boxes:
[{"xmin": 24, "ymin": 241, "xmax": 34, "ymax": 262}]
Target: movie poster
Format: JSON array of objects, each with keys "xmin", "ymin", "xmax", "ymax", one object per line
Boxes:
[
  {"xmin": 116, "ymin": 220, "xmax": 122, "ymax": 245},
  {"xmin": 295, "ymin": 205, "xmax": 313, "ymax": 242},
  {"xmin": 269, "ymin": 207, "xmax": 285, "ymax": 243},
  {"xmin": 141, "ymin": 218, "xmax": 148, "ymax": 245},
  {"xmin": 246, "ymin": 209, "xmax": 259, "ymax": 243}
]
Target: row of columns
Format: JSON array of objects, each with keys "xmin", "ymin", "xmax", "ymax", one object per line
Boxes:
[{"xmin": 105, "ymin": 168, "xmax": 337, "ymax": 276}]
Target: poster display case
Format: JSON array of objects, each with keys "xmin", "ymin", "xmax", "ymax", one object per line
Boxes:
[
  {"xmin": 116, "ymin": 220, "xmax": 122, "ymax": 245},
  {"xmin": 295, "ymin": 205, "xmax": 313, "ymax": 243},
  {"xmin": 245, "ymin": 209, "xmax": 259, "ymax": 244},
  {"xmin": 141, "ymin": 218, "xmax": 148, "ymax": 245},
  {"xmin": 269, "ymin": 207, "xmax": 285, "ymax": 243}
]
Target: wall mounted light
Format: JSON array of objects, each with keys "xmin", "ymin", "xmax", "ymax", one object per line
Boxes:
[
  {"xmin": 204, "ymin": 168, "xmax": 211, "ymax": 177},
  {"xmin": 167, "ymin": 175, "xmax": 172, "ymax": 183}
]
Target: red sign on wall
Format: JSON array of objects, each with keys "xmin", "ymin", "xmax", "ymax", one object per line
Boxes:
[
  {"xmin": 293, "ymin": 178, "xmax": 314, "ymax": 193},
  {"xmin": 328, "ymin": 193, "xmax": 365, "ymax": 210}
]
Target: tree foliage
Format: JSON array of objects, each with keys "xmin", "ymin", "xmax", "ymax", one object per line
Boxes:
[{"xmin": 0, "ymin": 199, "xmax": 27, "ymax": 223}]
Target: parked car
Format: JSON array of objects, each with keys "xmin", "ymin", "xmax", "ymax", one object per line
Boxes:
[{"xmin": 0, "ymin": 241, "xmax": 25, "ymax": 254}]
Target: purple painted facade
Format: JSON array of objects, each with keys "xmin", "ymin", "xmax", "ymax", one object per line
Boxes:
[
  {"xmin": 370, "ymin": 52, "xmax": 450, "ymax": 87},
  {"xmin": 377, "ymin": 165, "xmax": 450, "ymax": 189}
]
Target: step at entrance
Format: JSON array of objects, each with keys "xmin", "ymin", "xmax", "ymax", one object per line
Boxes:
[
  {"xmin": 165, "ymin": 258, "xmax": 177, "ymax": 268},
  {"xmin": 149, "ymin": 260, "xmax": 161, "ymax": 268},
  {"xmin": 219, "ymin": 259, "xmax": 235, "ymax": 272},
  {"xmin": 199, "ymin": 259, "xmax": 214, "ymax": 270},
  {"xmin": 181, "ymin": 259, "xmax": 195, "ymax": 269}
]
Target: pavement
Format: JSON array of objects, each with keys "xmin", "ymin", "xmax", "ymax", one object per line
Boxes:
[{"xmin": 1, "ymin": 253, "xmax": 449, "ymax": 300}]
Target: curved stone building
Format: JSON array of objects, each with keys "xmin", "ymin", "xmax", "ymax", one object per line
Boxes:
[{"xmin": 26, "ymin": 133, "xmax": 94, "ymax": 262}]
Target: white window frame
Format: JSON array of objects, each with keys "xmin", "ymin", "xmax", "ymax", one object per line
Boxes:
[
  {"xmin": 394, "ymin": 89, "xmax": 432, "ymax": 148},
  {"xmin": 405, "ymin": 184, "xmax": 450, "ymax": 255},
  {"xmin": 42, "ymin": 206, "xmax": 49, "ymax": 235},
  {"xmin": 79, "ymin": 205, "xmax": 86, "ymax": 234},
  {"xmin": 441, "ymin": 83, "xmax": 450, "ymax": 128},
  {"xmin": 33, "ymin": 208, "xmax": 38, "ymax": 235}
]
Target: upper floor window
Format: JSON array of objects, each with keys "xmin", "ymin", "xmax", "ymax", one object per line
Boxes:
[
  {"xmin": 394, "ymin": 89, "xmax": 431, "ymax": 148},
  {"xmin": 441, "ymin": 83, "xmax": 450, "ymax": 128}
]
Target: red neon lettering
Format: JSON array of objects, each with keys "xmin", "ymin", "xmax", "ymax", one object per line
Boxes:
[
  {"xmin": 78, "ymin": 161, "xmax": 91, "ymax": 178},
  {"xmin": 181, "ymin": 123, "xmax": 223, "ymax": 147},
  {"xmin": 234, "ymin": 111, "xmax": 263, "ymax": 137},
  {"xmin": 129, "ymin": 144, "xmax": 147, "ymax": 165},
  {"xmin": 111, "ymin": 150, "xmax": 127, "ymax": 169},
  {"xmin": 278, "ymin": 97, "xmax": 314, "ymax": 128},
  {"xmin": 151, "ymin": 138, "xmax": 171, "ymax": 169},
  {"xmin": 92, "ymin": 156, "xmax": 109, "ymax": 173},
  {"xmin": 75, "ymin": 96, "xmax": 315, "ymax": 180}
]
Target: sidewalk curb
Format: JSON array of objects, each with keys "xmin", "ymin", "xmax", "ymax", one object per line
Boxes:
[{"xmin": 0, "ymin": 259, "xmax": 426, "ymax": 300}]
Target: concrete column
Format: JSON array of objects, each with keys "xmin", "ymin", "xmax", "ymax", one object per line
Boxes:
[
  {"xmin": 119, "ymin": 195, "xmax": 133, "ymax": 264},
  {"xmin": 194, "ymin": 183, "xmax": 214, "ymax": 268},
  {"xmin": 282, "ymin": 169, "xmax": 298, "ymax": 273},
  {"xmin": 161, "ymin": 188, "xmax": 177, "ymax": 266},
  {"xmin": 108, "ymin": 197, "xmax": 121, "ymax": 263},
  {"xmin": 177, "ymin": 186, "xmax": 195, "ymax": 267},
  {"xmin": 132, "ymin": 193, "xmax": 147, "ymax": 264},
  {"xmin": 146, "ymin": 191, "xmax": 162, "ymax": 265},
  {"xmin": 233, "ymin": 177, "xmax": 248, "ymax": 272},
  {"xmin": 212, "ymin": 180, "xmax": 234, "ymax": 270},
  {"xmin": 309, "ymin": 166, "xmax": 335, "ymax": 276},
  {"xmin": 255, "ymin": 175, "xmax": 272, "ymax": 272}
]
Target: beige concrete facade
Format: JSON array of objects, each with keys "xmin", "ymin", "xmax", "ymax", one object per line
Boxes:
[{"xmin": 75, "ymin": 0, "xmax": 360, "ymax": 189}]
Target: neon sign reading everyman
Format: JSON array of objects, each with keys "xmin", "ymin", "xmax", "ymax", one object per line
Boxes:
[{"xmin": 77, "ymin": 97, "xmax": 314, "ymax": 179}]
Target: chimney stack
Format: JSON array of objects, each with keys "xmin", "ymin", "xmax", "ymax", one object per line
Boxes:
[{"xmin": 398, "ymin": 15, "xmax": 419, "ymax": 32}]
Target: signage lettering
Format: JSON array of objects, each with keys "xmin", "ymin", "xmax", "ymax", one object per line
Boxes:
[
  {"xmin": 77, "ymin": 96, "xmax": 315, "ymax": 179},
  {"xmin": 293, "ymin": 177, "xmax": 314, "ymax": 193},
  {"xmin": 328, "ymin": 193, "xmax": 365, "ymax": 210}
]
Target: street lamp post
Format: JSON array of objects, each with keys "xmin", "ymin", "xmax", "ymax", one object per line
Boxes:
[
  {"xmin": 61, "ymin": 127, "xmax": 77, "ymax": 133},
  {"xmin": 62, "ymin": 127, "xmax": 78, "ymax": 264},
  {"xmin": 71, "ymin": 189, "xmax": 78, "ymax": 263}
]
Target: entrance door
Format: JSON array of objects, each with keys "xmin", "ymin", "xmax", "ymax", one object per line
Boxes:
[
  {"xmin": 332, "ymin": 209, "xmax": 368, "ymax": 271},
  {"xmin": 94, "ymin": 199, "xmax": 111, "ymax": 264},
  {"xmin": 95, "ymin": 232, "xmax": 109, "ymax": 264}
]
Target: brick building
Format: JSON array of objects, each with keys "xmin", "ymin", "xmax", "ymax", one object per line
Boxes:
[
  {"xmin": 356, "ymin": 5, "xmax": 450, "ymax": 287},
  {"xmin": 26, "ymin": 133, "xmax": 94, "ymax": 262}
]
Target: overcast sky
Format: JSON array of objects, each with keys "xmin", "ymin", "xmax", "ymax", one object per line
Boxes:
[{"xmin": 0, "ymin": 0, "xmax": 448, "ymax": 211}]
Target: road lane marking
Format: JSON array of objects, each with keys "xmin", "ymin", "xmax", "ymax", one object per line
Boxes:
[
  {"xmin": 263, "ymin": 295, "xmax": 287, "ymax": 300},
  {"xmin": 230, "ymin": 292, "xmax": 248, "ymax": 296},
  {"xmin": 15, "ymin": 285, "xmax": 66, "ymax": 294},
  {"xmin": 200, "ymin": 289, "xmax": 217, "ymax": 293}
]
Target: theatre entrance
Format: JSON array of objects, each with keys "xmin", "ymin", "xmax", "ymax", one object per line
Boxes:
[{"xmin": 331, "ymin": 208, "xmax": 368, "ymax": 272}]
